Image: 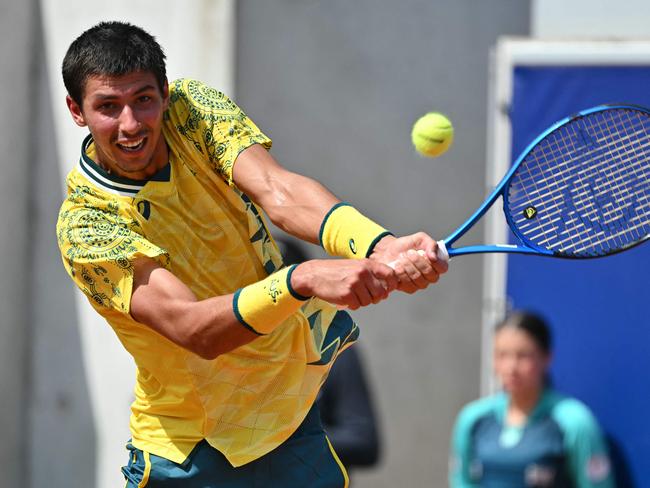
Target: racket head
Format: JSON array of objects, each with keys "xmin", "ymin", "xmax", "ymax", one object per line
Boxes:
[{"xmin": 503, "ymin": 104, "xmax": 650, "ymax": 258}]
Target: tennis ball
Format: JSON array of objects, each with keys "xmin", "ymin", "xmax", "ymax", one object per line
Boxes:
[{"xmin": 411, "ymin": 112, "xmax": 454, "ymax": 157}]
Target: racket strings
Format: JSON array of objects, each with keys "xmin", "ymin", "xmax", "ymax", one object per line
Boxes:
[
  {"xmin": 542, "ymin": 115, "xmax": 649, "ymax": 254},
  {"xmin": 539, "ymin": 117, "xmax": 647, "ymax": 250},
  {"xmin": 507, "ymin": 108, "xmax": 650, "ymax": 257}
]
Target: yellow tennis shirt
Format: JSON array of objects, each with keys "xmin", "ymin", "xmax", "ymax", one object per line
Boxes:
[{"xmin": 56, "ymin": 79, "xmax": 358, "ymax": 466}]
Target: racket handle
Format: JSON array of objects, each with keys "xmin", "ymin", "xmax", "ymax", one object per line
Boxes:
[
  {"xmin": 386, "ymin": 245, "xmax": 449, "ymax": 269},
  {"xmin": 437, "ymin": 240, "xmax": 450, "ymax": 262}
]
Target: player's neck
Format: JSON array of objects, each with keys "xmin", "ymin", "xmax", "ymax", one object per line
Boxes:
[{"xmin": 506, "ymin": 387, "xmax": 542, "ymax": 425}]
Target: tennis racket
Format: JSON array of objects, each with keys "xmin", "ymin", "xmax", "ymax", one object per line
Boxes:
[{"xmin": 436, "ymin": 104, "xmax": 650, "ymax": 260}]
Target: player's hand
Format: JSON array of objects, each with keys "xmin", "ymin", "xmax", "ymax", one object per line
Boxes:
[
  {"xmin": 290, "ymin": 259, "xmax": 398, "ymax": 310},
  {"xmin": 368, "ymin": 233, "xmax": 448, "ymax": 294}
]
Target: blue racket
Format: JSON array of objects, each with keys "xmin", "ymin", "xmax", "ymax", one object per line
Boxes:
[{"xmin": 437, "ymin": 104, "xmax": 650, "ymax": 259}]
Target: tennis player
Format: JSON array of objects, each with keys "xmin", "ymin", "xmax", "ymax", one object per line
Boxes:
[
  {"xmin": 56, "ymin": 21, "xmax": 447, "ymax": 487},
  {"xmin": 449, "ymin": 311, "xmax": 614, "ymax": 488}
]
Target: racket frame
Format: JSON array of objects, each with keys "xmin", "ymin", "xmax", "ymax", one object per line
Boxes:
[{"xmin": 442, "ymin": 103, "xmax": 650, "ymax": 258}]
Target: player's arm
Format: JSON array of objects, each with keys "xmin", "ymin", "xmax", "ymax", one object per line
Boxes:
[
  {"xmin": 568, "ymin": 437, "xmax": 615, "ymax": 488},
  {"xmin": 130, "ymin": 256, "xmax": 398, "ymax": 359},
  {"xmin": 554, "ymin": 402, "xmax": 615, "ymax": 488},
  {"xmin": 232, "ymin": 144, "xmax": 448, "ymax": 292},
  {"xmin": 130, "ymin": 258, "xmax": 254, "ymax": 359},
  {"xmin": 449, "ymin": 408, "xmax": 480, "ymax": 488},
  {"xmin": 232, "ymin": 143, "xmax": 338, "ymax": 243}
]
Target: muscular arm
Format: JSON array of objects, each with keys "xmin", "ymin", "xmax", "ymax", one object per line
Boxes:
[
  {"xmin": 233, "ymin": 144, "xmax": 339, "ymax": 243},
  {"xmin": 130, "ymin": 258, "xmax": 257, "ymax": 360},
  {"xmin": 233, "ymin": 145, "xmax": 448, "ymax": 291},
  {"xmin": 130, "ymin": 256, "xmax": 398, "ymax": 359}
]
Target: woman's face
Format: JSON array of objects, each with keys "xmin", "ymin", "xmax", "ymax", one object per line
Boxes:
[{"xmin": 493, "ymin": 327, "xmax": 550, "ymax": 395}]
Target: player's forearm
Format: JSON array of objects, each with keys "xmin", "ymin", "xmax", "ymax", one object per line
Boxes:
[
  {"xmin": 133, "ymin": 292, "xmax": 258, "ymax": 360},
  {"xmin": 178, "ymin": 295, "xmax": 259, "ymax": 359},
  {"xmin": 262, "ymin": 172, "xmax": 340, "ymax": 243},
  {"xmin": 177, "ymin": 266, "xmax": 314, "ymax": 359},
  {"xmin": 131, "ymin": 260, "xmax": 262, "ymax": 359}
]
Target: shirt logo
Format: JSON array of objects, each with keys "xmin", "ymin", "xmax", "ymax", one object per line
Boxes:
[
  {"xmin": 469, "ymin": 460, "xmax": 483, "ymax": 481},
  {"xmin": 525, "ymin": 464, "xmax": 556, "ymax": 487},
  {"xmin": 349, "ymin": 238, "xmax": 357, "ymax": 254},
  {"xmin": 586, "ymin": 455, "xmax": 611, "ymax": 482},
  {"xmin": 137, "ymin": 200, "xmax": 151, "ymax": 220}
]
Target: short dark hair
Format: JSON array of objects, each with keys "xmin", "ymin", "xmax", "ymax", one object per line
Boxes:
[
  {"xmin": 62, "ymin": 21, "xmax": 167, "ymax": 105},
  {"xmin": 496, "ymin": 310, "xmax": 552, "ymax": 354}
]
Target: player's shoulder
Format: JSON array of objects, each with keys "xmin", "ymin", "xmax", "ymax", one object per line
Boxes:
[
  {"xmin": 168, "ymin": 78, "xmax": 238, "ymax": 114},
  {"xmin": 58, "ymin": 167, "xmax": 98, "ymax": 216},
  {"xmin": 455, "ymin": 393, "xmax": 504, "ymax": 429},
  {"xmin": 57, "ymin": 168, "xmax": 138, "ymax": 234},
  {"xmin": 547, "ymin": 391, "xmax": 600, "ymax": 433},
  {"xmin": 60, "ymin": 167, "xmax": 124, "ymax": 208}
]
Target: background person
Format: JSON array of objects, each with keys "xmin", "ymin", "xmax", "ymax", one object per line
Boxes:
[
  {"xmin": 318, "ymin": 346, "xmax": 381, "ymax": 472},
  {"xmin": 449, "ymin": 311, "xmax": 614, "ymax": 488}
]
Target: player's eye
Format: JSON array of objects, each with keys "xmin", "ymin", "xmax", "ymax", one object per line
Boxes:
[
  {"xmin": 495, "ymin": 350, "xmax": 509, "ymax": 360},
  {"xmin": 98, "ymin": 102, "xmax": 117, "ymax": 111},
  {"xmin": 516, "ymin": 351, "xmax": 534, "ymax": 361},
  {"xmin": 138, "ymin": 95, "xmax": 152, "ymax": 104}
]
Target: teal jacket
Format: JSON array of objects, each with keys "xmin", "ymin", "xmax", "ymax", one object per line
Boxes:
[{"xmin": 449, "ymin": 390, "xmax": 614, "ymax": 487}]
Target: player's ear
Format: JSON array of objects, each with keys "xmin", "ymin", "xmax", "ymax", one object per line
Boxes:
[
  {"xmin": 66, "ymin": 95, "xmax": 87, "ymax": 127},
  {"xmin": 161, "ymin": 79, "xmax": 170, "ymax": 111}
]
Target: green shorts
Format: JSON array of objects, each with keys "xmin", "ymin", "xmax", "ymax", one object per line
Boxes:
[{"xmin": 121, "ymin": 405, "xmax": 348, "ymax": 487}]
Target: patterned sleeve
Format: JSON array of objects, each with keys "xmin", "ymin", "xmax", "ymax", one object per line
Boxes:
[
  {"xmin": 57, "ymin": 200, "xmax": 169, "ymax": 314},
  {"xmin": 166, "ymin": 78, "xmax": 272, "ymax": 185},
  {"xmin": 552, "ymin": 399, "xmax": 615, "ymax": 488}
]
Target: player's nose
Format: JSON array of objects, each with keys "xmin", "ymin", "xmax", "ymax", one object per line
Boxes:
[{"xmin": 119, "ymin": 105, "xmax": 141, "ymax": 133}]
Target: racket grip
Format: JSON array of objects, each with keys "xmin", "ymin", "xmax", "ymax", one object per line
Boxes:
[
  {"xmin": 387, "ymin": 246, "xmax": 449, "ymax": 269},
  {"xmin": 437, "ymin": 240, "xmax": 450, "ymax": 262}
]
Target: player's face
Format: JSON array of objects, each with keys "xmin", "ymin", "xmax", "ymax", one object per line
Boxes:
[
  {"xmin": 493, "ymin": 328, "xmax": 550, "ymax": 396},
  {"xmin": 66, "ymin": 71, "xmax": 169, "ymax": 180}
]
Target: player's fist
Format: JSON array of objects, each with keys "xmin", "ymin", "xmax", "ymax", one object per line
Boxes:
[
  {"xmin": 369, "ymin": 233, "xmax": 448, "ymax": 294},
  {"xmin": 290, "ymin": 259, "xmax": 398, "ymax": 310}
]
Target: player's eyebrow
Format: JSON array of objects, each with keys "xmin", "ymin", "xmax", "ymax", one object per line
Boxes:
[{"xmin": 92, "ymin": 84, "xmax": 158, "ymax": 100}]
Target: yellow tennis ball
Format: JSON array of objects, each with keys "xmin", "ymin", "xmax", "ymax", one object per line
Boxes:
[{"xmin": 411, "ymin": 112, "xmax": 454, "ymax": 157}]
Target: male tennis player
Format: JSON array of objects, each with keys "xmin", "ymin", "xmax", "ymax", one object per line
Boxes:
[{"xmin": 57, "ymin": 21, "xmax": 447, "ymax": 487}]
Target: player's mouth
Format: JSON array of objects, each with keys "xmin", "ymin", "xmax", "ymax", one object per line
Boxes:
[{"xmin": 116, "ymin": 137, "xmax": 147, "ymax": 153}]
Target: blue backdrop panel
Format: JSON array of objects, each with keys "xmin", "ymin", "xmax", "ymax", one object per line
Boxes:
[{"xmin": 507, "ymin": 66, "xmax": 650, "ymax": 487}]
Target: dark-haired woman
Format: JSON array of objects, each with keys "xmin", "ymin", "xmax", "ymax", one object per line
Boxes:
[{"xmin": 449, "ymin": 312, "xmax": 614, "ymax": 487}]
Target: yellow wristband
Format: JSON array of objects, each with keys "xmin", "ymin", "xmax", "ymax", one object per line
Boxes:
[
  {"xmin": 233, "ymin": 265, "xmax": 309, "ymax": 335},
  {"xmin": 319, "ymin": 203, "xmax": 392, "ymax": 259}
]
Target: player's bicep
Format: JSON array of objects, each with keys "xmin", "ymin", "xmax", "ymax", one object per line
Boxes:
[
  {"xmin": 130, "ymin": 257, "xmax": 198, "ymax": 345},
  {"xmin": 232, "ymin": 143, "xmax": 295, "ymax": 205},
  {"xmin": 233, "ymin": 144, "xmax": 339, "ymax": 241}
]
